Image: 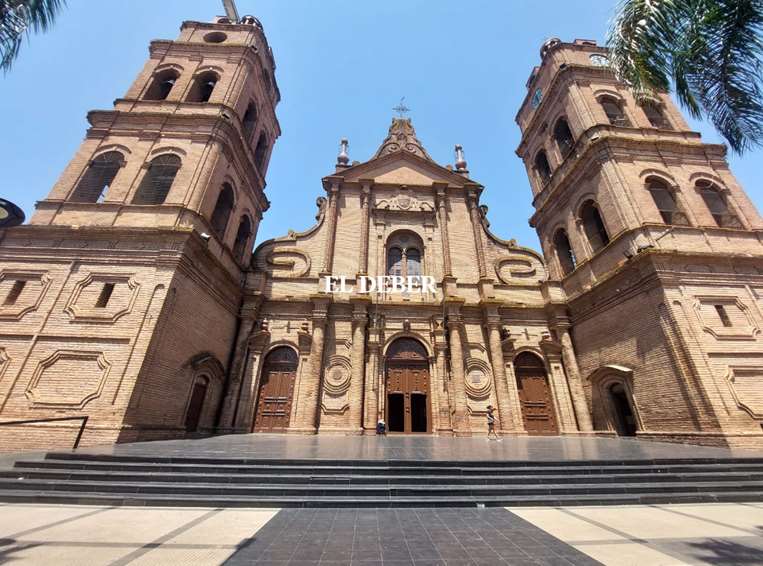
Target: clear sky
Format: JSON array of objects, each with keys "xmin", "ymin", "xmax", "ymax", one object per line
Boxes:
[{"xmin": 2, "ymin": 0, "xmax": 761, "ymax": 251}]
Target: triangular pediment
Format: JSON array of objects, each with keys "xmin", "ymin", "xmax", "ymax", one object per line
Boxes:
[{"xmin": 332, "ymin": 150, "xmax": 479, "ymax": 188}]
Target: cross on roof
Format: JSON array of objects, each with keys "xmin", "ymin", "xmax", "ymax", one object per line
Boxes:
[{"xmin": 393, "ymin": 97, "xmax": 411, "ymax": 118}]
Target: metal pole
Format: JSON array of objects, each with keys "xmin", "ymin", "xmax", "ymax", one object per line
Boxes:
[{"xmin": 222, "ymin": 0, "xmax": 240, "ymax": 22}]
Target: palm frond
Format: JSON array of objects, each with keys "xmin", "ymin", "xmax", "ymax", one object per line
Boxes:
[
  {"xmin": 0, "ymin": 0, "xmax": 66, "ymax": 73},
  {"xmin": 608, "ymin": 0, "xmax": 763, "ymax": 153},
  {"xmin": 688, "ymin": 0, "xmax": 763, "ymax": 152}
]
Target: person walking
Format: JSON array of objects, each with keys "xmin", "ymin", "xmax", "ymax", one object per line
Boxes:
[{"xmin": 486, "ymin": 405, "xmax": 500, "ymax": 441}]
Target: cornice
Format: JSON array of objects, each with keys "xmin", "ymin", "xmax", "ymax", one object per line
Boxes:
[
  {"xmin": 86, "ymin": 107, "xmax": 268, "ymax": 211},
  {"xmin": 517, "ymin": 43, "xmax": 609, "ymax": 119},
  {"xmin": 529, "ymin": 129, "xmax": 726, "ymax": 224},
  {"xmin": 517, "ymin": 63, "xmax": 618, "ymax": 144},
  {"xmin": 149, "ymin": 37, "xmax": 281, "ymax": 103}
]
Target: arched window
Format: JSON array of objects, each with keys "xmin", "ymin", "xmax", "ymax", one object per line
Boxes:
[
  {"xmin": 254, "ymin": 132, "xmax": 268, "ymax": 172},
  {"xmin": 210, "ymin": 183, "xmax": 235, "ymax": 239},
  {"xmin": 534, "ymin": 150, "xmax": 552, "ymax": 184},
  {"xmin": 232, "ymin": 215, "xmax": 253, "ymax": 261},
  {"xmin": 553, "ymin": 118, "xmax": 575, "ymax": 158},
  {"xmin": 387, "ymin": 247, "xmax": 403, "ymax": 277},
  {"xmin": 132, "ymin": 154, "xmax": 181, "ymax": 205},
  {"xmin": 580, "ymin": 200, "xmax": 610, "ymax": 251},
  {"xmin": 188, "ymin": 71, "xmax": 219, "ymax": 103},
  {"xmin": 696, "ymin": 180, "xmax": 742, "ymax": 228},
  {"xmin": 553, "ymin": 229, "xmax": 576, "ymax": 276},
  {"xmin": 599, "ymin": 96, "xmax": 631, "ymax": 127},
  {"xmin": 386, "ymin": 231, "xmax": 424, "ymax": 279},
  {"xmin": 406, "ymin": 248, "xmax": 421, "ymax": 277},
  {"xmin": 144, "ymin": 69, "xmax": 179, "ymax": 101},
  {"xmin": 646, "ymin": 177, "xmax": 688, "ymax": 225},
  {"xmin": 242, "ymin": 102, "xmax": 257, "ymax": 141},
  {"xmin": 71, "ymin": 151, "xmax": 123, "ymax": 203},
  {"xmin": 641, "ymin": 101, "xmax": 672, "ymax": 129}
]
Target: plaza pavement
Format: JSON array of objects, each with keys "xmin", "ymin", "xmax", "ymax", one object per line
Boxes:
[{"xmin": 0, "ymin": 502, "xmax": 761, "ymax": 565}]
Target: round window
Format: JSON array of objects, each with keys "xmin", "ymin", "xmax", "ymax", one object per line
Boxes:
[
  {"xmin": 204, "ymin": 32, "xmax": 227, "ymax": 44},
  {"xmin": 589, "ymin": 54, "xmax": 610, "ymax": 67}
]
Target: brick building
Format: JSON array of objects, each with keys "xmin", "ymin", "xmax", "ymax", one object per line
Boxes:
[{"xmin": 0, "ymin": 19, "xmax": 761, "ymax": 451}]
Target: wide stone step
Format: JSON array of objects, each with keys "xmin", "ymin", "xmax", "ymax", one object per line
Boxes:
[
  {"xmin": 2, "ymin": 477, "xmax": 762, "ymax": 498},
  {"xmin": 42, "ymin": 452, "xmax": 763, "ymax": 467},
  {"xmin": 5, "ymin": 468, "xmax": 763, "ymax": 486},
  {"xmin": 18, "ymin": 458, "xmax": 763, "ymax": 477},
  {"xmin": 0, "ymin": 488, "xmax": 760, "ymax": 508}
]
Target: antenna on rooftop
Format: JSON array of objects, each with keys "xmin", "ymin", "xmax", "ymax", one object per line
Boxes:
[{"xmin": 222, "ymin": 0, "xmax": 240, "ymax": 22}]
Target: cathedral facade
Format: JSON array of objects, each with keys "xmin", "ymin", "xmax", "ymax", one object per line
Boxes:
[{"xmin": 0, "ymin": 18, "xmax": 762, "ymax": 451}]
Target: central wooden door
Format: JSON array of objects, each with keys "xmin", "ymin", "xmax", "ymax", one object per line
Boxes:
[
  {"xmin": 385, "ymin": 338, "xmax": 431, "ymax": 434},
  {"xmin": 514, "ymin": 352, "xmax": 558, "ymax": 435},
  {"xmin": 253, "ymin": 347, "xmax": 298, "ymax": 432}
]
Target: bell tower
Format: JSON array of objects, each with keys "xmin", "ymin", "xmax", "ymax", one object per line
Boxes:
[
  {"xmin": 516, "ymin": 38, "xmax": 763, "ymax": 448},
  {"xmin": 32, "ymin": 13, "xmax": 280, "ymax": 265},
  {"xmin": 0, "ymin": 11, "xmax": 282, "ymax": 450}
]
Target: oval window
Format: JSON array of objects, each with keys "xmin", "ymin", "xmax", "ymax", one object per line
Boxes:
[{"xmin": 204, "ymin": 32, "xmax": 227, "ymax": 44}]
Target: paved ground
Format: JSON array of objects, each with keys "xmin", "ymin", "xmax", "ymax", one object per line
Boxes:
[
  {"xmin": 13, "ymin": 433, "xmax": 761, "ymax": 464},
  {"xmin": 0, "ymin": 503, "xmax": 760, "ymax": 565},
  {"xmin": 511, "ymin": 503, "xmax": 763, "ymax": 565}
]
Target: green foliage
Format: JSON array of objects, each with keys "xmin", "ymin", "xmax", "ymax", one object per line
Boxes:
[
  {"xmin": 608, "ymin": 0, "xmax": 763, "ymax": 153},
  {"xmin": 1, "ymin": 0, "xmax": 67, "ymax": 73}
]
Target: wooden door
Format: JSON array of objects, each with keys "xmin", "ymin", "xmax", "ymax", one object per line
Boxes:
[
  {"xmin": 515, "ymin": 352, "xmax": 558, "ymax": 435},
  {"xmin": 253, "ymin": 347, "xmax": 298, "ymax": 432},
  {"xmin": 385, "ymin": 338, "xmax": 431, "ymax": 434},
  {"xmin": 184, "ymin": 380, "xmax": 208, "ymax": 432}
]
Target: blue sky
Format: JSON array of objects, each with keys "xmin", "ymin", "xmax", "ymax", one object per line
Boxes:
[{"xmin": 2, "ymin": 0, "xmax": 761, "ymax": 251}]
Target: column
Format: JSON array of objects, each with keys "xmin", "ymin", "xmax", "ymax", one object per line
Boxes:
[
  {"xmin": 218, "ymin": 316, "xmax": 257, "ymax": 430},
  {"xmin": 435, "ymin": 186, "xmax": 453, "ymax": 277},
  {"xmin": 295, "ymin": 301, "xmax": 329, "ymax": 432},
  {"xmin": 447, "ymin": 315, "xmax": 469, "ymax": 434},
  {"xmin": 321, "ymin": 182, "xmax": 340, "ymax": 274},
  {"xmin": 348, "ymin": 301, "xmax": 368, "ymax": 431},
  {"xmin": 558, "ymin": 326, "xmax": 594, "ymax": 431},
  {"xmin": 357, "ymin": 181, "xmax": 372, "ymax": 275},
  {"xmin": 434, "ymin": 341, "xmax": 453, "ymax": 433},
  {"xmin": 485, "ymin": 318, "xmax": 523, "ymax": 431},
  {"xmin": 467, "ymin": 191, "xmax": 487, "ymax": 279},
  {"xmin": 363, "ymin": 328, "xmax": 381, "ymax": 432}
]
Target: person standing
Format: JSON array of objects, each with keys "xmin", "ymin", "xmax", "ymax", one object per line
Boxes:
[{"xmin": 486, "ymin": 405, "xmax": 500, "ymax": 441}]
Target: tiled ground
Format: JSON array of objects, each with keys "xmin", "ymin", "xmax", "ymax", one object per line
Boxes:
[
  {"xmin": 511, "ymin": 503, "xmax": 763, "ymax": 566},
  {"xmin": 7, "ymin": 433, "xmax": 759, "ymax": 465},
  {"xmin": 1, "ymin": 502, "xmax": 761, "ymax": 565},
  {"xmin": 223, "ymin": 508, "xmax": 600, "ymax": 566}
]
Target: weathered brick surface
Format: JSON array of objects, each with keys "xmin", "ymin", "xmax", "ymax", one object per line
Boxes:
[{"xmin": 2, "ymin": 31, "xmax": 761, "ymax": 452}]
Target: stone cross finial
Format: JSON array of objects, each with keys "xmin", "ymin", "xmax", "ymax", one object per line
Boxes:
[{"xmin": 393, "ymin": 97, "xmax": 411, "ymax": 118}]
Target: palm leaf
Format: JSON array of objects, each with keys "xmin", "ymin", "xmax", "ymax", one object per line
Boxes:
[
  {"xmin": 1, "ymin": 0, "xmax": 67, "ymax": 73},
  {"xmin": 608, "ymin": 0, "xmax": 763, "ymax": 153}
]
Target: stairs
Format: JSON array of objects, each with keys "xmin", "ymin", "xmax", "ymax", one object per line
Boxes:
[{"xmin": 2, "ymin": 452, "xmax": 763, "ymax": 507}]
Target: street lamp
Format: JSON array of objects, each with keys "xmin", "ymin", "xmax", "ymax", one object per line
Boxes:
[{"xmin": 0, "ymin": 198, "xmax": 25, "ymax": 229}]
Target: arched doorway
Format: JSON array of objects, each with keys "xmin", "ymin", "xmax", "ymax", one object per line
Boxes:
[
  {"xmin": 253, "ymin": 346, "xmax": 298, "ymax": 432},
  {"xmin": 608, "ymin": 382, "xmax": 638, "ymax": 436},
  {"xmin": 514, "ymin": 352, "xmax": 559, "ymax": 435},
  {"xmin": 385, "ymin": 337, "xmax": 431, "ymax": 433},
  {"xmin": 184, "ymin": 376, "xmax": 209, "ymax": 433}
]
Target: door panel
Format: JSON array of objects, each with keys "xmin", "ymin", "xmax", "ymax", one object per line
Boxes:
[
  {"xmin": 385, "ymin": 364, "xmax": 431, "ymax": 433},
  {"xmin": 517, "ymin": 373, "xmax": 558, "ymax": 434},
  {"xmin": 254, "ymin": 349, "xmax": 298, "ymax": 432}
]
